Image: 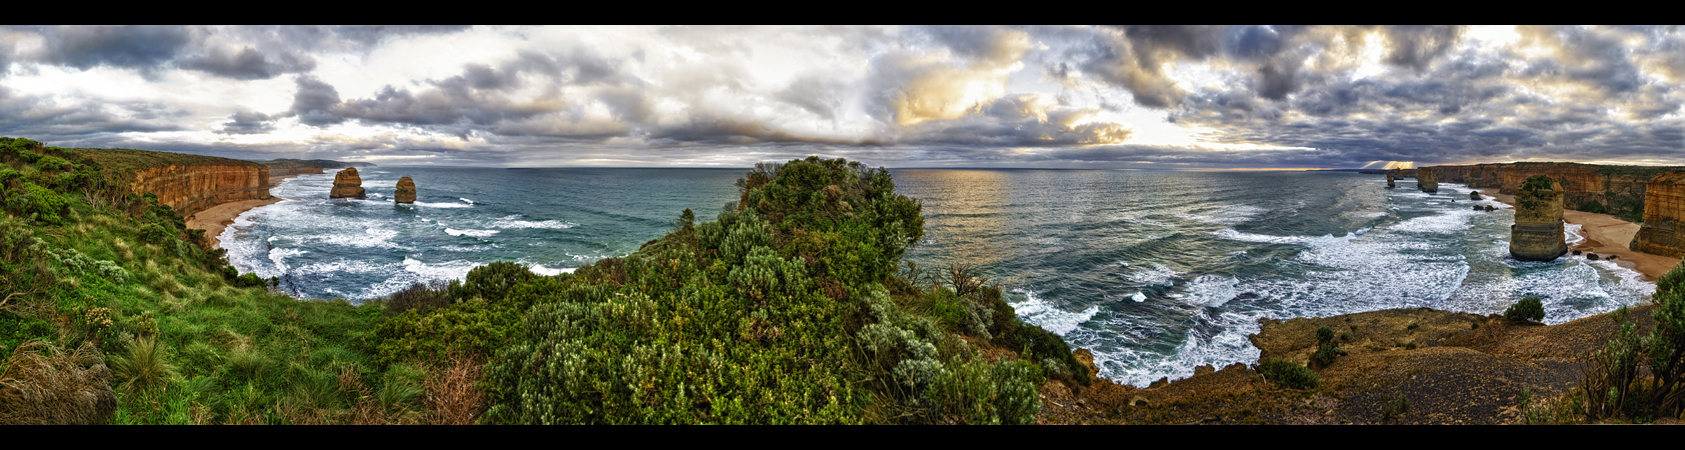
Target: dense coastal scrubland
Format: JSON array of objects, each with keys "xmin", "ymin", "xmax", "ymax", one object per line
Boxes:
[
  {"xmin": 5, "ymin": 136, "xmax": 1685, "ymax": 424},
  {"xmin": 0, "ymin": 139, "xmax": 1083, "ymax": 424}
]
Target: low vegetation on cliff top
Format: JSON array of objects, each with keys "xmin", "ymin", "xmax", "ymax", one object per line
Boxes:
[{"xmin": 2, "ymin": 136, "xmax": 1079, "ymax": 424}]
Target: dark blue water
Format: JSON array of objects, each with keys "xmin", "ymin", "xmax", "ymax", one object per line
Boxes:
[{"xmin": 222, "ymin": 168, "xmax": 1656, "ymax": 387}]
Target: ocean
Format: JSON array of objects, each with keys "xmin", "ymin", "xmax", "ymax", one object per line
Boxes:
[{"xmin": 220, "ymin": 167, "xmax": 1657, "ymax": 387}]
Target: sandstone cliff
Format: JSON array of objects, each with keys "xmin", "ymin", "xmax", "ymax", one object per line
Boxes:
[
  {"xmin": 1632, "ymin": 170, "xmax": 1685, "ymax": 258},
  {"xmin": 1418, "ymin": 167, "xmax": 1438, "ymax": 193},
  {"xmin": 1511, "ymin": 175, "xmax": 1567, "ymax": 261},
  {"xmin": 330, "ymin": 167, "xmax": 366, "ymax": 199},
  {"xmin": 72, "ymin": 148, "xmax": 271, "ymax": 218},
  {"xmin": 394, "ymin": 177, "xmax": 416, "ymax": 204},
  {"xmin": 1431, "ymin": 162, "xmax": 1679, "ymax": 219}
]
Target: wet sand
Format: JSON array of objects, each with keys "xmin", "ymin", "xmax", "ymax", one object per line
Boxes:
[
  {"xmin": 1475, "ymin": 187, "xmax": 1681, "ymax": 281},
  {"xmin": 185, "ymin": 198, "xmax": 283, "ymax": 249}
]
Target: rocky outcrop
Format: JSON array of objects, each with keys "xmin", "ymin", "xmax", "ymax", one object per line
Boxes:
[
  {"xmin": 329, "ymin": 167, "xmax": 366, "ymax": 199},
  {"xmin": 1511, "ymin": 175, "xmax": 1567, "ymax": 261},
  {"xmin": 1433, "ymin": 162, "xmax": 1680, "ymax": 219},
  {"xmin": 394, "ymin": 177, "xmax": 417, "ymax": 203},
  {"xmin": 1632, "ymin": 170, "xmax": 1685, "ymax": 258},
  {"xmin": 1418, "ymin": 167, "xmax": 1438, "ymax": 193},
  {"xmin": 1387, "ymin": 171, "xmax": 1396, "ymax": 188},
  {"xmin": 1470, "ymin": 191, "xmax": 1482, "ymax": 201}
]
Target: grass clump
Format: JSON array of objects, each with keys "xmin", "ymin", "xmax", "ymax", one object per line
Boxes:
[
  {"xmin": 1506, "ymin": 296, "xmax": 1546, "ymax": 323},
  {"xmin": 1257, "ymin": 357, "xmax": 1318, "ymax": 390}
]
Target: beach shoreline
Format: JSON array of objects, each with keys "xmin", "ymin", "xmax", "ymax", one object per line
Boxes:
[
  {"xmin": 183, "ymin": 172, "xmax": 310, "ymax": 250},
  {"xmin": 1475, "ymin": 187, "xmax": 1681, "ymax": 281}
]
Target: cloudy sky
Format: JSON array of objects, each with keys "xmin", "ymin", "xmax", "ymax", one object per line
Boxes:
[{"xmin": 0, "ymin": 25, "xmax": 1680, "ymax": 169}]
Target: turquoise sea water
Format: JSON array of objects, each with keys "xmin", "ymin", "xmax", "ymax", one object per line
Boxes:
[{"xmin": 221, "ymin": 168, "xmax": 1657, "ymax": 387}]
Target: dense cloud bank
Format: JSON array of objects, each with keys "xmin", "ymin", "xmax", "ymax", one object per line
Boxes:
[{"xmin": 0, "ymin": 25, "xmax": 1679, "ymax": 168}]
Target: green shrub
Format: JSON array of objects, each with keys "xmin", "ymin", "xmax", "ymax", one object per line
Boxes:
[
  {"xmin": 1506, "ymin": 296, "xmax": 1546, "ymax": 323},
  {"xmin": 1312, "ymin": 344, "xmax": 1338, "ymax": 369},
  {"xmin": 1257, "ymin": 357, "xmax": 1318, "ymax": 389},
  {"xmin": 1316, "ymin": 326, "xmax": 1334, "ymax": 344},
  {"xmin": 1578, "ymin": 200, "xmax": 1608, "ymax": 214},
  {"xmin": 447, "ymin": 261, "xmax": 537, "ymax": 303}
]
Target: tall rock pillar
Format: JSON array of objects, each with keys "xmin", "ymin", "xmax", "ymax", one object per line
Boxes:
[
  {"xmin": 1418, "ymin": 167, "xmax": 1438, "ymax": 193},
  {"xmin": 1510, "ymin": 175, "xmax": 1567, "ymax": 261},
  {"xmin": 1632, "ymin": 171, "xmax": 1685, "ymax": 258},
  {"xmin": 1386, "ymin": 171, "xmax": 1396, "ymax": 188},
  {"xmin": 395, "ymin": 177, "xmax": 417, "ymax": 204},
  {"xmin": 329, "ymin": 167, "xmax": 366, "ymax": 199}
]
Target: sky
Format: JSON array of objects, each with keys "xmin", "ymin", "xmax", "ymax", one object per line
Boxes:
[{"xmin": 0, "ymin": 25, "xmax": 1680, "ymax": 169}]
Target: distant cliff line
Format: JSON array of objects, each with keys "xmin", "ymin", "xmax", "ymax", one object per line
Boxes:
[
  {"xmin": 70, "ymin": 148, "xmax": 370, "ymax": 219},
  {"xmin": 1397, "ymin": 162, "xmax": 1685, "ymax": 259}
]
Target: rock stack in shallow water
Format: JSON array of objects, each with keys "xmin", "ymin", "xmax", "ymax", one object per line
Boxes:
[
  {"xmin": 395, "ymin": 177, "xmax": 416, "ymax": 203},
  {"xmin": 1632, "ymin": 170, "xmax": 1685, "ymax": 258},
  {"xmin": 1386, "ymin": 171, "xmax": 1396, "ymax": 188},
  {"xmin": 1510, "ymin": 175, "xmax": 1567, "ymax": 261},
  {"xmin": 329, "ymin": 167, "xmax": 366, "ymax": 199},
  {"xmin": 1418, "ymin": 167, "xmax": 1438, "ymax": 193},
  {"xmin": 1470, "ymin": 191, "xmax": 1482, "ymax": 201}
]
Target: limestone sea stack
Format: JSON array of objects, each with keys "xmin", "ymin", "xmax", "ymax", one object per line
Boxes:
[
  {"xmin": 395, "ymin": 177, "xmax": 417, "ymax": 204},
  {"xmin": 1386, "ymin": 171, "xmax": 1396, "ymax": 188},
  {"xmin": 1632, "ymin": 170, "xmax": 1685, "ymax": 258},
  {"xmin": 1510, "ymin": 175, "xmax": 1567, "ymax": 261},
  {"xmin": 329, "ymin": 167, "xmax": 366, "ymax": 199},
  {"xmin": 1418, "ymin": 167, "xmax": 1439, "ymax": 193}
]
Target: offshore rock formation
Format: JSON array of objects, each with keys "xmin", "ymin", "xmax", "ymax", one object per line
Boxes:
[
  {"xmin": 1386, "ymin": 171, "xmax": 1396, "ymax": 188},
  {"xmin": 329, "ymin": 167, "xmax": 366, "ymax": 199},
  {"xmin": 1418, "ymin": 167, "xmax": 1438, "ymax": 193},
  {"xmin": 1632, "ymin": 170, "xmax": 1685, "ymax": 258},
  {"xmin": 1432, "ymin": 162, "xmax": 1679, "ymax": 219},
  {"xmin": 1511, "ymin": 175, "xmax": 1567, "ymax": 261},
  {"xmin": 1470, "ymin": 191, "xmax": 1482, "ymax": 201},
  {"xmin": 394, "ymin": 177, "xmax": 417, "ymax": 204}
]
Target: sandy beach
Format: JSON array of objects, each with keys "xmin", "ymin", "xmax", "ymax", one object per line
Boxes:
[
  {"xmin": 185, "ymin": 198, "xmax": 283, "ymax": 249},
  {"xmin": 1476, "ymin": 187, "xmax": 1681, "ymax": 281}
]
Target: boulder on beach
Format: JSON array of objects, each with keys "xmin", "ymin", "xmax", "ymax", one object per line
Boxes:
[
  {"xmin": 395, "ymin": 177, "xmax": 416, "ymax": 203},
  {"xmin": 1470, "ymin": 191, "xmax": 1483, "ymax": 201},
  {"xmin": 329, "ymin": 167, "xmax": 366, "ymax": 199}
]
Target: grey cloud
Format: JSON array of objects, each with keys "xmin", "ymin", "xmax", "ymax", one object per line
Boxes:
[
  {"xmin": 1381, "ymin": 26, "xmax": 1464, "ymax": 71},
  {"xmin": 179, "ymin": 46, "xmax": 316, "ymax": 80},
  {"xmin": 778, "ymin": 72, "xmax": 848, "ymax": 121},
  {"xmin": 34, "ymin": 25, "xmax": 191, "ymax": 71},
  {"xmin": 289, "ymin": 75, "xmax": 345, "ymax": 127},
  {"xmin": 0, "ymin": 86, "xmax": 187, "ymax": 140},
  {"xmin": 218, "ymin": 110, "xmax": 276, "ymax": 135}
]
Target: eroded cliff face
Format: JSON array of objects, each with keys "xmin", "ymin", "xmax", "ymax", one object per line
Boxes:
[
  {"xmin": 1436, "ymin": 163, "xmax": 1668, "ymax": 218},
  {"xmin": 1511, "ymin": 176, "xmax": 1567, "ymax": 261},
  {"xmin": 1632, "ymin": 171, "xmax": 1685, "ymax": 258},
  {"xmin": 130, "ymin": 163, "xmax": 271, "ymax": 217},
  {"xmin": 330, "ymin": 167, "xmax": 366, "ymax": 199}
]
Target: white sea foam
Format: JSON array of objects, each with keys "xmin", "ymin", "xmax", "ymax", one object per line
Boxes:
[
  {"xmin": 410, "ymin": 201, "xmax": 472, "ymax": 208},
  {"xmin": 1130, "ymin": 291, "xmax": 1147, "ymax": 302},
  {"xmin": 1128, "ymin": 264, "xmax": 1181, "ymax": 287},
  {"xmin": 1182, "ymin": 274, "xmax": 1240, "ymax": 307},
  {"xmin": 446, "ymin": 228, "xmax": 500, "ymax": 237},
  {"xmin": 490, "ymin": 215, "xmax": 576, "ymax": 229},
  {"xmin": 529, "ymin": 264, "xmax": 577, "ymax": 276},
  {"xmin": 1214, "ymin": 228, "xmax": 1357, "ymax": 249},
  {"xmin": 1390, "ymin": 209, "xmax": 1478, "ymax": 234},
  {"xmin": 460, "ymin": 198, "xmax": 476, "ymax": 205},
  {"xmin": 1564, "ymin": 223, "xmax": 1585, "ymax": 245},
  {"xmin": 1010, "ymin": 288, "xmax": 1100, "ymax": 336}
]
